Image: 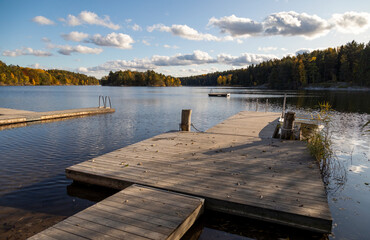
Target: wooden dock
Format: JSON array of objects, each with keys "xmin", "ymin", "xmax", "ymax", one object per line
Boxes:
[
  {"xmin": 0, "ymin": 107, "xmax": 115, "ymax": 126},
  {"xmin": 65, "ymin": 111, "xmax": 332, "ymax": 233},
  {"xmin": 29, "ymin": 184, "xmax": 204, "ymax": 240},
  {"xmin": 208, "ymin": 93, "xmax": 230, "ymax": 97}
]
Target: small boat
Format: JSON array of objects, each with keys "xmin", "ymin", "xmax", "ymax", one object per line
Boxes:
[{"xmin": 208, "ymin": 92, "xmax": 230, "ymax": 97}]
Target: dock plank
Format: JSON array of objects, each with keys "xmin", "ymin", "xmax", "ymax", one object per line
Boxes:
[
  {"xmin": 65, "ymin": 111, "xmax": 332, "ymax": 233},
  {"xmin": 29, "ymin": 184, "xmax": 204, "ymax": 240},
  {"xmin": 0, "ymin": 107, "xmax": 115, "ymax": 126}
]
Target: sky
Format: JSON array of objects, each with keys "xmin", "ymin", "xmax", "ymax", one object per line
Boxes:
[{"xmin": 0, "ymin": 0, "xmax": 369, "ymax": 78}]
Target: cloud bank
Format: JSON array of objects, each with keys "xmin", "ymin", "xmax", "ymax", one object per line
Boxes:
[
  {"xmin": 79, "ymin": 50, "xmax": 276, "ymax": 74},
  {"xmin": 209, "ymin": 11, "xmax": 370, "ymax": 39},
  {"xmin": 59, "ymin": 11, "xmax": 120, "ymax": 30},
  {"xmin": 88, "ymin": 33, "xmax": 134, "ymax": 49},
  {"xmin": 331, "ymin": 11, "xmax": 370, "ymax": 33},
  {"xmin": 209, "ymin": 15, "xmax": 263, "ymax": 37},
  {"xmin": 147, "ymin": 24, "xmax": 231, "ymax": 41},
  {"xmin": 61, "ymin": 31, "xmax": 89, "ymax": 42},
  {"xmin": 60, "ymin": 32, "xmax": 135, "ymax": 49},
  {"xmin": 2, "ymin": 47, "xmax": 52, "ymax": 57},
  {"xmin": 47, "ymin": 44, "xmax": 103, "ymax": 55}
]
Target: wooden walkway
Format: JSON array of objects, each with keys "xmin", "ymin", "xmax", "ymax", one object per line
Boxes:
[
  {"xmin": 0, "ymin": 107, "xmax": 115, "ymax": 126},
  {"xmin": 29, "ymin": 184, "xmax": 204, "ymax": 240},
  {"xmin": 66, "ymin": 111, "xmax": 332, "ymax": 233}
]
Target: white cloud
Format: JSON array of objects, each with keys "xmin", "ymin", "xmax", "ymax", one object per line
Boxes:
[
  {"xmin": 87, "ymin": 33, "xmax": 134, "ymax": 49},
  {"xmin": 55, "ymin": 45, "xmax": 103, "ymax": 55},
  {"xmin": 77, "ymin": 67, "xmax": 89, "ymax": 73},
  {"xmin": 263, "ymin": 11, "xmax": 330, "ymax": 38},
  {"xmin": 331, "ymin": 11, "xmax": 370, "ymax": 33},
  {"xmin": 163, "ymin": 44, "xmax": 179, "ymax": 49},
  {"xmin": 2, "ymin": 47, "xmax": 52, "ymax": 57},
  {"xmin": 147, "ymin": 24, "xmax": 225, "ymax": 41},
  {"xmin": 258, "ymin": 46, "xmax": 278, "ymax": 52},
  {"xmin": 217, "ymin": 53, "xmax": 277, "ymax": 66},
  {"xmin": 151, "ymin": 50, "xmax": 215, "ymax": 66},
  {"xmin": 81, "ymin": 50, "xmax": 276, "ymax": 75},
  {"xmin": 208, "ymin": 15, "xmax": 263, "ymax": 37},
  {"xmin": 42, "ymin": 37, "xmax": 51, "ymax": 43},
  {"xmin": 142, "ymin": 40, "xmax": 150, "ymax": 46},
  {"xmin": 131, "ymin": 24, "xmax": 142, "ymax": 31},
  {"xmin": 209, "ymin": 11, "xmax": 370, "ymax": 39},
  {"xmin": 60, "ymin": 11, "xmax": 120, "ymax": 30},
  {"xmin": 61, "ymin": 31, "xmax": 89, "ymax": 42},
  {"xmin": 61, "ymin": 15, "xmax": 80, "ymax": 26},
  {"xmin": 28, "ymin": 63, "xmax": 44, "ymax": 69},
  {"xmin": 32, "ymin": 16, "xmax": 55, "ymax": 25},
  {"xmin": 179, "ymin": 67, "xmax": 219, "ymax": 75}
]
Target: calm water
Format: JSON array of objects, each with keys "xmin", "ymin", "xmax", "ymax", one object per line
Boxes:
[{"xmin": 0, "ymin": 86, "xmax": 369, "ymax": 239}]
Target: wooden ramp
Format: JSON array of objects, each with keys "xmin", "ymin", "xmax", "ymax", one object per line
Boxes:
[
  {"xmin": 66, "ymin": 111, "xmax": 332, "ymax": 233},
  {"xmin": 0, "ymin": 107, "xmax": 115, "ymax": 126},
  {"xmin": 28, "ymin": 184, "xmax": 204, "ymax": 240}
]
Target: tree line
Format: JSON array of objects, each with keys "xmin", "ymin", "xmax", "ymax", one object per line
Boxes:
[
  {"xmin": 0, "ymin": 61, "xmax": 99, "ymax": 86},
  {"xmin": 180, "ymin": 40, "xmax": 370, "ymax": 89},
  {"xmin": 101, "ymin": 70, "xmax": 181, "ymax": 86}
]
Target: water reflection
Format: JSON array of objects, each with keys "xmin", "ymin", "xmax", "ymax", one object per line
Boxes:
[{"xmin": 183, "ymin": 211, "xmax": 327, "ymax": 240}]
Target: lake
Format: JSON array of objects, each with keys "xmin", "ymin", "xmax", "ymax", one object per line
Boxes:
[{"xmin": 0, "ymin": 86, "xmax": 369, "ymax": 239}]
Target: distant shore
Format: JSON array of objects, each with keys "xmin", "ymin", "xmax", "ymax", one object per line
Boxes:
[{"xmin": 1, "ymin": 83, "xmax": 369, "ymax": 91}]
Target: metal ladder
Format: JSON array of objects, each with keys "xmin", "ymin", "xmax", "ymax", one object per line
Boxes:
[{"xmin": 98, "ymin": 96, "xmax": 112, "ymax": 109}]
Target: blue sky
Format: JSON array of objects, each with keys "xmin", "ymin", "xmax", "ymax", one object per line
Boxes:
[{"xmin": 0, "ymin": 0, "xmax": 369, "ymax": 78}]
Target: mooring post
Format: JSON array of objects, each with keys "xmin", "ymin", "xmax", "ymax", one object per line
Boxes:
[
  {"xmin": 281, "ymin": 112, "xmax": 295, "ymax": 140},
  {"xmin": 281, "ymin": 94, "xmax": 287, "ymax": 118},
  {"xmin": 180, "ymin": 109, "xmax": 192, "ymax": 131}
]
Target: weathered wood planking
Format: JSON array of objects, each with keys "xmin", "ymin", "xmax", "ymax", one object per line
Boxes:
[
  {"xmin": 28, "ymin": 184, "xmax": 204, "ymax": 240},
  {"xmin": 66, "ymin": 111, "xmax": 332, "ymax": 233},
  {"xmin": 0, "ymin": 107, "xmax": 115, "ymax": 126}
]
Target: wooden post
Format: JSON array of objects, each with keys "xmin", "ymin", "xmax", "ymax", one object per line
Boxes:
[
  {"xmin": 281, "ymin": 94, "xmax": 287, "ymax": 118},
  {"xmin": 180, "ymin": 109, "xmax": 192, "ymax": 131},
  {"xmin": 281, "ymin": 112, "xmax": 295, "ymax": 140}
]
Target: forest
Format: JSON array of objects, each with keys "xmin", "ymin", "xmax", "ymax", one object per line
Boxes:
[
  {"xmin": 1, "ymin": 40, "xmax": 368, "ymax": 88},
  {"xmin": 0, "ymin": 61, "xmax": 99, "ymax": 86},
  {"xmin": 180, "ymin": 41, "xmax": 370, "ymax": 89},
  {"xmin": 101, "ymin": 70, "xmax": 181, "ymax": 86}
]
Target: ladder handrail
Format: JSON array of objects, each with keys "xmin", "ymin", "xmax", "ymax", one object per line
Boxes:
[
  {"xmin": 105, "ymin": 96, "xmax": 112, "ymax": 109},
  {"xmin": 98, "ymin": 96, "xmax": 112, "ymax": 109}
]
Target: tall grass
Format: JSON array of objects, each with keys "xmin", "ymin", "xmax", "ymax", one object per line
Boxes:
[{"xmin": 307, "ymin": 102, "xmax": 346, "ymax": 192}]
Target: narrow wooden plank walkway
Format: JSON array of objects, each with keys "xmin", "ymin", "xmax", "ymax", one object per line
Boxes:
[
  {"xmin": 28, "ymin": 184, "xmax": 204, "ymax": 240},
  {"xmin": 0, "ymin": 107, "xmax": 115, "ymax": 126},
  {"xmin": 66, "ymin": 111, "xmax": 332, "ymax": 233}
]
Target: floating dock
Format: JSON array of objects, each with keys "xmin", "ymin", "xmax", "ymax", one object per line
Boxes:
[
  {"xmin": 64, "ymin": 111, "xmax": 331, "ymax": 234},
  {"xmin": 29, "ymin": 184, "xmax": 204, "ymax": 240},
  {"xmin": 208, "ymin": 93, "xmax": 230, "ymax": 97},
  {"xmin": 0, "ymin": 107, "xmax": 115, "ymax": 126}
]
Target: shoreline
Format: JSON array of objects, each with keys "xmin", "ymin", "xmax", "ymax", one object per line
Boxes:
[{"xmin": 1, "ymin": 84, "xmax": 369, "ymax": 91}]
